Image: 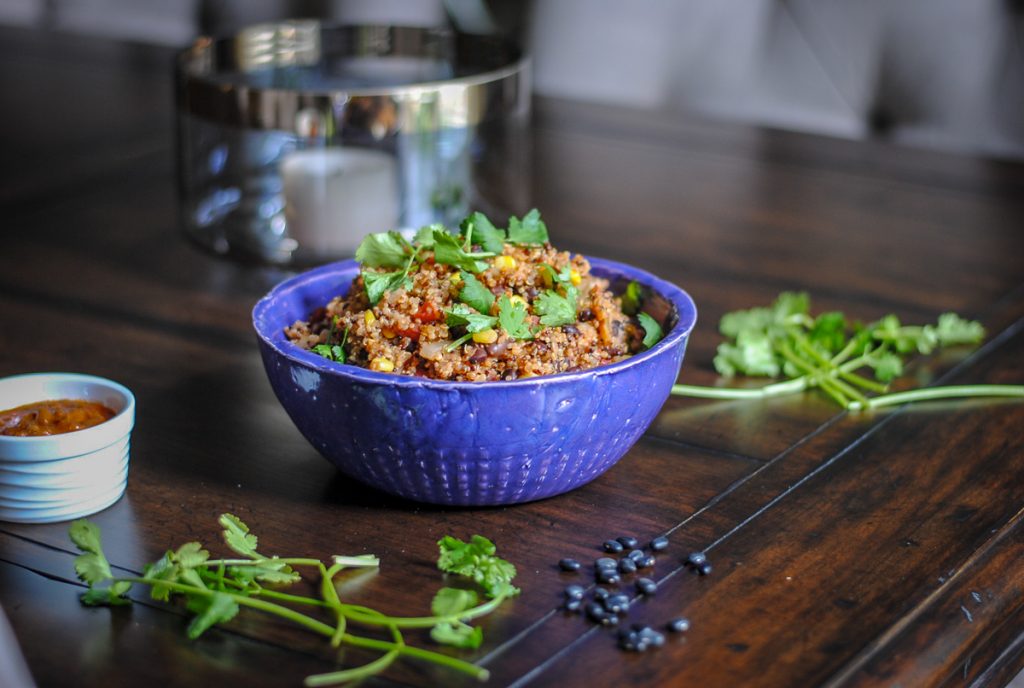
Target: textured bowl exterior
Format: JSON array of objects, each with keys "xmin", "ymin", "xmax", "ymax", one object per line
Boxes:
[{"xmin": 253, "ymin": 257, "xmax": 696, "ymax": 505}]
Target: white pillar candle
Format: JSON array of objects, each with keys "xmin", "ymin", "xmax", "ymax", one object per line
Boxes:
[{"xmin": 281, "ymin": 148, "xmax": 400, "ymax": 257}]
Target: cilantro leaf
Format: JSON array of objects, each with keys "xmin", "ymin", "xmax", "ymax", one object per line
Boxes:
[
  {"xmin": 437, "ymin": 535, "xmax": 519, "ymax": 599},
  {"xmin": 186, "ymin": 592, "xmax": 240, "ymax": 640},
  {"xmin": 431, "ymin": 587, "xmax": 478, "ymax": 616},
  {"xmin": 219, "ymin": 513, "xmax": 260, "ymax": 558},
  {"xmin": 355, "ymin": 231, "xmax": 411, "ymax": 268},
  {"xmin": 713, "ymin": 330, "xmax": 781, "ymax": 377},
  {"xmin": 638, "ymin": 312, "xmax": 663, "ymax": 350},
  {"xmin": 143, "ymin": 552, "xmax": 178, "ymax": 602},
  {"xmin": 621, "ymin": 281, "xmax": 642, "ymax": 316},
  {"xmin": 70, "ymin": 519, "xmax": 114, "ymax": 585},
  {"xmin": 431, "ymin": 621, "xmax": 483, "ymax": 649},
  {"xmin": 935, "ymin": 313, "xmax": 985, "ymax": 346},
  {"xmin": 432, "ymin": 229, "xmax": 491, "ymax": 273},
  {"xmin": 446, "ymin": 304, "xmax": 498, "ymax": 333},
  {"xmin": 70, "ymin": 520, "xmax": 133, "ymax": 605},
  {"xmin": 363, "ymin": 269, "xmax": 410, "ymax": 306},
  {"xmin": 507, "ymin": 209, "xmax": 549, "ymax": 245},
  {"xmin": 461, "ymin": 212, "xmax": 506, "ymax": 254},
  {"xmin": 458, "ymin": 272, "xmax": 495, "ymax": 315},
  {"xmin": 228, "ymin": 563, "xmax": 301, "ymax": 585},
  {"xmin": 497, "ymin": 295, "xmax": 533, "ymax": 340},
  {"xmin": 414, "ymin": 223, "xmax": 446, "ymax": 248},
  {"xmin": 808, "ymin": 311, "xmax": 847, "ymax": 355},
  {"xmin": 533, "ymin": 286, "xmax": 577, "ymax": 328}
]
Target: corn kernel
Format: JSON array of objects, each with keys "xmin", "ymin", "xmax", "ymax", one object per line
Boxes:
[
  {"xmin": 472, "ymin": 328, "xmax": 499, "ymax": 344},
  {"xmin": 364, "ymin": 311, "xmax": 376, "ymax": 325},
  {"xmin": 370, "ymin": 357, "xmax": 395, "ymax": 372},
  {"xmin": 382, "ymin": 328, "xmax": 396, "ymax": 339},
  {"xmin": 450, "ymin": 272, "xmax": 462, "ymax": 285},
  {"xmin": 569, "ymin": 268, "xmax": 582, "ymax": 286},
  {"xmin": 494, "ymin": 255, "xmax": 517, "ymax": 271},
  {"xmin": 509, "ymin": 295, "xmax": 528, "ymax": 308}
]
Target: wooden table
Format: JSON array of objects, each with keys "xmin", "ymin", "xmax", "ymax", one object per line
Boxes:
[{"xmin": 2, "ymin": 26, "xmax": 1024, "ymax": 688}]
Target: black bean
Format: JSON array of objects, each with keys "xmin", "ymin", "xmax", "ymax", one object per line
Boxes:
[
  {"xmin": 585, "ymin": 602, "xmax": 606, "ymax": 623},
  {"xmin": 628, "ymin": 549, "xmax": 645, "ymax": 562},
  {"xmin": 563, "ymin": 325, "xmax": 580, "ymax": 336},
  {"xmin": 603, "ymin": 540, "xmax": 624, "ymax": 554},
  {"xmin": 642, "ymin": 629, "xmax": 665, "ymax": 647},
  {"xmin": 616, "ymin": 536, "xmax": 639, "ymax": 549},
  {"xmin": 667, "ymin": 617, "xmax": 691, "ymax": 633},
  {"xmin": 635, "ymin": 577, "xmax": 657, "ymax": 595},
  {"xmin": 601, "ymin": 613, "xmax": 620, "ymax": 626},
  {"xmin": 597, "ymin": 569, "xmax": 621, "ymax": 585},
  {"xmin": 467, "ymin": 346, "xmax": 488, "ymax": 363},
  {"xmin": 686, "ymin": 551, "xmax": 707, "ymax": 567},
  {"xmin": 559, "ymin": 558, "xmax": 581, "ymax": 572},
  {"xmin": 564, "ymin": 584, "xmax": 585, "ymax": 600},
  {"xmin": 650, "ymin": 536, "xmax": 670, "ymax": 551},
  {"xmin": 638, "ymin": 555, "xmax": 656, "ymax": 569},
  {"xmin": 605, "ymin": 594, "xmax": 630, "ymax": 614},
  {"xmin": 579, "ymin": 308, "xmax": 595, "ymax": 321},
  {"xmin": 563, "ymin": 598, "xmax": 582, "ymax": 612},
  {"xmin": 618, "ymin": 557, "xmax": 637, "ymax": 574},
  {"xmin": 595, "ymin": 557, "xmax": 617, "ymax": 569},
  {"xmin": 698, "ymin": 562, "xmax": 713, "ymax": 576}
]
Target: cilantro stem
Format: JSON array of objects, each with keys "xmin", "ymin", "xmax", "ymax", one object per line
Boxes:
[
  {"xmin": 119, "ymin": 576, "xmax": 487, "ymax": 681},
  {"xmin": 850, "ymin": 384, "xmax": 1024, "ymax": 411},
  {"xmin": 671, "ymin": 377, "xmax": 808, "ymax": 399},
  {"xmin": 339, "ymin": 634, "xmax": 488, "ymax": 681},
  {"xmin": 121, "ymin": 577, "xmax": 336, "ymax": 636},
  {"xmin": 253, "ymin": 588, "xmax": 329, "ymax": 607},
  {"xmin": 204, "ymin": 557, "xmax": 323, "ymax": 567},
  {"xmin": 342, "ymin": 594, "xmax": 508, "ymax": 629}
]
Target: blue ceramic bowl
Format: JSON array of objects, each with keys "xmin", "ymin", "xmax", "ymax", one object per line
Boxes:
[{"xmin": 253, "ymin": 257, "xmax": 696, "ymax": 505}]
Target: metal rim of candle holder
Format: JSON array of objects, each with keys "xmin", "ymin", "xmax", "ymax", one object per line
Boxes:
[{"xmin": 176, "ymin": 20, "xmax": 530, "ymax": 136}]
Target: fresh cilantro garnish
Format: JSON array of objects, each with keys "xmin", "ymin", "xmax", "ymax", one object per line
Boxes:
[
  {"xmin": 69, "ymin": 515, "xmax": 513, "ymax": 685},
  {"xmin": 621, "ymin": 280, "xmax": 643, "ymax": 316},
  {"xmin": 507, "ymin": 208, "xmax": 548, "ymax": 245},
  {"xmin": 540, "ymin": 263, "xmax": 573, "ymax": 287},
  {"xmin": 354, "ymin": 231, "xmax": 411, "ymax": 268},
  {"xmin": 414, "ymin": 223, "xmax": 445, "ymax": 248},
  {"xmin": 445, "ymin": 304, "xmax": 498, "ymax": 350},
  {"xmin": 533, "ymin": 285, "xmax": 578, "ymax": 328},
  {"xmin": 437, "ymin": 535, "xmax": 520, "ymax": 599},
  {"xmin": 672, "ymin": 292, "xmax": 1023, "ymax": 411},
  {"xmin": 445, "ymin": 304, "xmax": 498, "ymax": 332},
  {"xmin": 362, "ymin": 269, "xmax": 409, "ymax": 306},
  {"xmin": 638, "ymin": 312, "xmax": 663, "ymax": 349},
  {"xmin": 460, "ymin": 212, "xmax": 506, "ymax": 254},
  {"xmin": 497, "ymin": 295, "xmax": 534, "ymax": 340},
  {"xmin": 432, "ymin": 228, "xmax": 494, "ymax": 273},
  {"xmin": 312, "ymin": 319, "xmax": 348, "ymax": 363},
  {"xmin": 458, "ymin": 271, "xmax": 495, "ymax": 315}
]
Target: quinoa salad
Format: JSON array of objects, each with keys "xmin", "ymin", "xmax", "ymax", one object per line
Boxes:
[{"xmin": 285, "ymin": 210, "xmax": 664, "ymax": 381}]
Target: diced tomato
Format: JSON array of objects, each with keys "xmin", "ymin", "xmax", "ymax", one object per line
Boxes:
[
  {"xmin": 415, "ymin": 301, "xmax": 442, "ymax": 323},
  {"xmin": 396, "ymin": 326, "xmax": 421, "ymax": 340}
]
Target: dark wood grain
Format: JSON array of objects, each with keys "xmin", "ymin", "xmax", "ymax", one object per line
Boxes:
[{"xmin": 1, "ymin": 24, "xmax": 1023, "ymax": 688}]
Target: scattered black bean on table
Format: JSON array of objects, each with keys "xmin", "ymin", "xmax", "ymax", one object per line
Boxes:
[
  {"xmin": 556, "ymin": 536, "xmax": 711, "ymax": 652},
  {"xmin": 603, "ymin": 539, "xmax": 625, "ymax": 554},
  {"xmin": 559, "ymin": 557, "xmax": 582, "ymax": 572}
]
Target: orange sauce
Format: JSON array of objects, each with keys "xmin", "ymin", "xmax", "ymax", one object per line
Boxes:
[{"xmin": 0, "ymin": 399, "xmax": 116, "ymax": 437}]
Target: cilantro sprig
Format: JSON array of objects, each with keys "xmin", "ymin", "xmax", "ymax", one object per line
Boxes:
[
  {"xmin": 671, "ymin": 292, "xmax": 1024, "ymax": 411},
  {"xmin": 70, "ymin": 515, "xmax": 517, "ymax": 686}
]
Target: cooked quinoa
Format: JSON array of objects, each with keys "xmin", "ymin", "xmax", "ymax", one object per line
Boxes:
[{"xmin": 285, "ymin": 211, "xmax": 652, "ymax": 381}]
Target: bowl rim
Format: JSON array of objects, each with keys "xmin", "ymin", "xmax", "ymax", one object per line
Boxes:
[
  {"xmin": 0, "ymin": 372, "xmax": 136, "ymax": 447},
  {"xmin": 253, "ymin": 255, "xmax": 697, "ymax": 389}
]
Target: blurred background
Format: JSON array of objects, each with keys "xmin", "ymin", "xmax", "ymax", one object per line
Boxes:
[{"xmin": 2, "ymin": 0, "xmax": 1023, "ymax": 160}]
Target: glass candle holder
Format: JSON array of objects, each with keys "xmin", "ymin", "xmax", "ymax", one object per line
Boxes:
[{"xmin": 176, "ymin": 21, "xmax": 530, "ymax": 265}]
